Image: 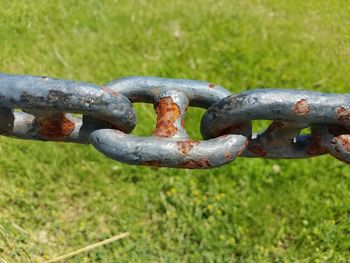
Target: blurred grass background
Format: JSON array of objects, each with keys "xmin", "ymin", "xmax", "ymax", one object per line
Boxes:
[{"xmin": 0, "ymin": 0, "xmax": 350, "ymax": 262}]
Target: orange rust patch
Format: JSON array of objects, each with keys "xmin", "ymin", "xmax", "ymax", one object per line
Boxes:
[
  {"xmin": 37, "ymin": 113, "xmax": 75, "ymax": 139},
  {"xmin": 177, "ymin": 140, "xmax": 200, "ymax": 155},
  {"xmin": 335, "ymin": 135, "xmax": 350, "ymax": 152},
  {"xmin": 248, "ymin": 143, "xmax": 267, "ymax": 157},
  {"xmin": 153, "ymin": 97, "xmax": 180, "ymax": 138},
  {"xmin": 179, "ymin": 159, "xmax": 210, "ymax": 169},
  {"xmin": 336, "ymin": 107, "xmax": 350, "ymax": 121},
  {"xmin": 208, "ymin": 83, "xmax": 216, "ymax": 88},
  {"xmin": 294, "ymin": 99, "xmax": 310, "ymax": 115},
  {"xmin": 101, "ymin": 86, "xmax": 118, "ymax": 97}
]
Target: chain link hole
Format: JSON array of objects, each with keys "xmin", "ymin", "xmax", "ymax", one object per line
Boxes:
[
  {"xmin": 299, "ymin": 127, "xmax": 311, "ymax": 135},
  {"xmin": 252, "ymin": 120, "xmax": 272, "ymax": 134},
  {"xmin": 130, "ymin": 103, "xmax": 156, "ymax": 136},
  {"xmin": 184, "ymin": 107, "xmax": 205, "ymax": 140}
]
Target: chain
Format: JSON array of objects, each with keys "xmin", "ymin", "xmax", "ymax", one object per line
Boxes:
[{"xmin": 0, "ymin": 73, "xmax": 349, "ymax": 168}]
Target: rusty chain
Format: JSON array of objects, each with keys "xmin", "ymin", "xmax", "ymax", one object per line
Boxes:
[{"xmin": 0, "ymin": 73, "xmax": 349, "ymax": 168}]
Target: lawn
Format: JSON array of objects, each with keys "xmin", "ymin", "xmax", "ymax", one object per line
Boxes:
[{"xmin": 0, "ymin": 0, "xmax": 350, "ymax": 262}]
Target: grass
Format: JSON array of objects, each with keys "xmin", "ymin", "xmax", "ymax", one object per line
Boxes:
[{"xmin": 0, "ymin": 0, "xmax": 350, "ymax": 262}]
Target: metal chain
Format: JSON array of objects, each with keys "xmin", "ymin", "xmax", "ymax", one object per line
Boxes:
[{"xmin": 0, "ymin": 73, "xmax": 349, "ymax": 168}]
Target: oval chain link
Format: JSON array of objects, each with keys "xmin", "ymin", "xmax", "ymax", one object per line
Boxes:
[
  {"xmin": 90, "ymin": 77, "xmax": 248, "ymax": 168},
  {"xmin": 201, "ymin": 89, "xmax": 350, "ymax": 162},
  {"xmin": 0, "ymin": 73, "xmax": 136, "ymax": 143}
]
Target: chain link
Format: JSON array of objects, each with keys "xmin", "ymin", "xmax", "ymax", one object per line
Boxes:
[{"xmin": 0, "ymin": 73, "xmax": 349, "ymax": 168}]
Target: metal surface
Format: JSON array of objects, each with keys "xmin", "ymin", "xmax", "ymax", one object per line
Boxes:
[
  {"xmin": 201, "ymin": 89, "xmax": 350, "ymax": 160},
  {"xmin": 90, "ymin": 79, "xmax": 247, "ymax": 168},
  {"xmin": 0, "ymin": 73, "xmax": 136, "ymax": 143},
  {"xmin": 313, "ymin": 124, "xmax": 350, "ymax": 164},
  {"xmin": 0, "ymin": 73, "xmax": 349, "ymax": 168}
]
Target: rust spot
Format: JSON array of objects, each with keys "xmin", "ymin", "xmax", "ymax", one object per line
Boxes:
[
  {"xmin": 248, "ymin": 142, "xmax": 267, "ymax": 157},
  {"xmin": 37, "ymin": 113, "xmax": 75, "ymax": 139},
  {"xmin": 335, "ymin": 135, "xmax": 350, "ymax": 152},
  {"xmin": 141, "ymin": 160, "xmax": 162, "ymax": 167},
  {"xmin": 153, "ymin": 97, "xmax": 180, "ymax": 138},
  {"xmin": 181, "ymin": 118, "xmax": 185, "ymax": 128},
  {"xmin": 305, "ymin": 135, "xmax": 328, "ymax": 156},
  {"xmin": 208, "ymin": 83, "xmax": 216, "ymax": 88},
  {"xmin": 101, "ymin": 86, "xmax": 118, "ymax": 97},
  {"xmin": 179, "ymin": 159, "xmax": 210, "ymax": 169},
  {"xmin": 294, "ymin": 99, "xmax": 310, "ymax": 115},
  {"xmin": 316, "ymin": 124, "xmax": 350, "ymax": 155},
  {"xmin": 177, "ymin": 140, "xmax": 200, "ymax": 155},
  {"xmin": 224, "ymin": 151, "xmax": 232, "ymax": 160},
  {"xmin": 336, "ymin": 107, "xmax": 350, "ymax": 121}
]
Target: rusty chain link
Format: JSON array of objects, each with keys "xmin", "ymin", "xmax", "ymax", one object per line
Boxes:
[{"xmin": 0, "ymin": 73, "xmax": 349, "ymax": 168}]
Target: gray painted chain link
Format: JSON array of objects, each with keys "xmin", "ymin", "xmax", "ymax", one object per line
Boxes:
[{"xmin": 0, "ymin": 73, "xmax": 349, "ymax": 168}]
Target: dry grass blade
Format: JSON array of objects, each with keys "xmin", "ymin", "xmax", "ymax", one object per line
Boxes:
[{"xmin": 43, "ymin": 232, "xmax": 130, "ymax": 263}]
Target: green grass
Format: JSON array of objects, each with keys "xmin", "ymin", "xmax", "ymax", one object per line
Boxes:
[{"xmin": 0, "ymin": 0, "xmax": 350, "ymax": 262}]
